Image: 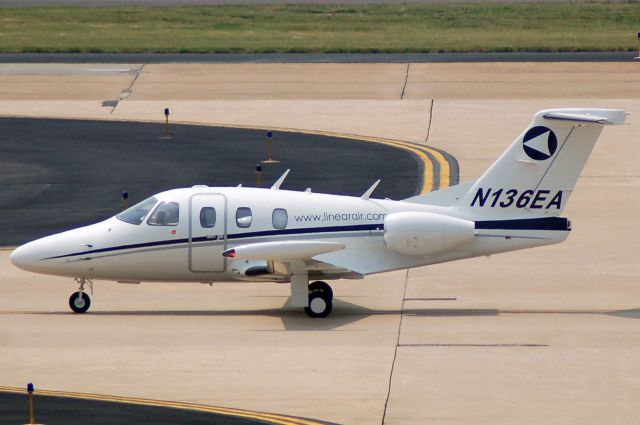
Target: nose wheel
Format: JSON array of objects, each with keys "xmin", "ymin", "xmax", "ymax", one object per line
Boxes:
[
  {"xmin": 69, "ymin": 291, "xmax": 91, "ymax": 313},
  {"xmin": 69, "ymin": 277, "xmax": 93, "ymax": 313},
  {"xmin": 304, "ymin": 281, "xmax": 333, "ymax": 318}
]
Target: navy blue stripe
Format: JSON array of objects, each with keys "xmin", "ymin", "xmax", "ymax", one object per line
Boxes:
[
  {"xmin": 227, "ymin": 223, "xmax": 381, "ymax": 240},
  {"xmin": 44, "ymin": 223, "xmax": 382, "ymax": 260},
  {"xmin": 45, "ymin": 238, "xmax": 190, "ymax": 260},
  {"xmin": 475, "ymin": 217, "xmax": 570, "ymax": 231}
]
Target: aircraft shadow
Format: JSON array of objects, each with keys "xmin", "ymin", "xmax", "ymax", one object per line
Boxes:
[
  {"xmin": 606, "ymin": 308, "xmax": 640, "ymax": 319},
  {"xmin": 14, "ymin": 303, "xmax": 640, "ymax": 332},
  {"xmin": 17, "ymin": 300, "xmax": 499, "ymax": 332}
]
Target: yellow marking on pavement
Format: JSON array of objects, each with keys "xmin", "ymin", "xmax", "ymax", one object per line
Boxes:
[
  {"xmin": 0, "ymin": 386, "xmax": 326, "ymax": 425},
  {"xmin": 247, "ymin": 126, "xmax": 450, "ymax": 193}
]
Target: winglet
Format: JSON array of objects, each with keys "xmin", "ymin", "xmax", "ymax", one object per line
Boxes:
[
  {"xmin": 271, "ymin": 169, "xmax": 290, "ymax": 190},
  {"xmin": 361, "ymin": 179, "xmax": 381, "ymax": 200}
]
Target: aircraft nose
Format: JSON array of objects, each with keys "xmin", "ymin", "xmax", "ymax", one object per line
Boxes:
[{"xmin": 10, "ymin": 243, "xmax": 39, "ymax": 272}]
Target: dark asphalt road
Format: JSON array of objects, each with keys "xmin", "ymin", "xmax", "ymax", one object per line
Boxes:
[
  {"xmin": 0, "ymin": 118, "xmax": 420, "ymax": 246},
  {"xmin": 0, "ymin": 391, "xmax": 303, "ymax": 425},
  {"xmin": 0, "ymin": 51, "xmax": 634, "ymax": 63}
]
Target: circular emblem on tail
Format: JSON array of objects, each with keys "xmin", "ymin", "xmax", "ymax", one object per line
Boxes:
[{"xmin": 522, "ymin": 126, "xmax": 557, "ymax": 161}]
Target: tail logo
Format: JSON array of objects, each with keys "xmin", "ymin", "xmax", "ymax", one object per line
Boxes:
[{"xmin": 523, "ymin": 126, "xmax": 557, "ymax": 161}]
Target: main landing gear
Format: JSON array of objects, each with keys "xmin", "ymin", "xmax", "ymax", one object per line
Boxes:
[
  {"xmin": 69, "ymin": 277, "xmax": 93, "ymax": 313},
  {"xmin": 304, "ymin": 281, "xmax": 333, "ymax": 318}
]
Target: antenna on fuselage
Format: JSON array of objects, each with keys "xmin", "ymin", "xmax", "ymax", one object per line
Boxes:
[
  {"xmin": 271, "ymin": 169, "xmax": 290, "ymax": 190},
  {"xmin": 361, "ymin": 179, "xmax": 381, "ymax": 200}
]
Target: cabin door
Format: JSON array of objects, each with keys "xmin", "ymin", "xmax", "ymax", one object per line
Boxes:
[{"xmin": 189, "ymin": 193, "xmax": 227, "ymax": 273}]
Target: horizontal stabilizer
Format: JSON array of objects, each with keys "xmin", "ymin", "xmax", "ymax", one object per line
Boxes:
[
  {"xmin": 542, "ymin": 109, "xmax": 628, "ymax": 125},
  {"xmin": 223, "ymin": 240, "xmax": 345, "ymax": 261}
]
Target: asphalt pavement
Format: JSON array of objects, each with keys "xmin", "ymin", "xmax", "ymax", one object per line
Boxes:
[
  {"xmin": 0, "ymin": 391, "xmax": 319, "ymax": 425},
  {"xmin": 0, "ymin": 118, "xmax": 420, "ymax": 246}
]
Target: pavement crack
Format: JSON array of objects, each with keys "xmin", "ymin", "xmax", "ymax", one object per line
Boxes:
[
  {"xmin": 400, "ymin": 63, "xmax": 410, "ymax": 100},
  {"xmin": 381, "ymin": 268, "xmax": 409, "ymax": 425},
  {"xmin": 425, "ymin": 98, "xmax": 434, "ymax": 143},
  {"xmin": 110, "ymin": 63, "xmax": 146, "ymax": 114}
]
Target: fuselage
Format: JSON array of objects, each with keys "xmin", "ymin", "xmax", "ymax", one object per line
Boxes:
[{"xmin": 10, "ymin": 185, "xmax": 570, "ymax": 283}]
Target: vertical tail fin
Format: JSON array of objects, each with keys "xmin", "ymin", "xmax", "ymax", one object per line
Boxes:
[{"xmin": 458, "ymin": 108, "xmax": 627, "ymax": 219}]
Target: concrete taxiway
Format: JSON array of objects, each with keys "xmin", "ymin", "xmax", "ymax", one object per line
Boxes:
[{"xmin": 1, "ymin": 62, "xmax": 639, "ymax": 425}]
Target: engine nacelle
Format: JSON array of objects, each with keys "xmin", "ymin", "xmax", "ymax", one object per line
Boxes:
[{"xmin": 384, "ymin": 212, "xmax": 475, "ymax": 256}]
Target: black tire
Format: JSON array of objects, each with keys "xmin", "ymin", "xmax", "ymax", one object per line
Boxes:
[
  {"xmin": 308, "ymin": 281, "xmax": 333, "ymax": 300},
  {"xmin": 69, "ymin": 291, "xmax": 91, "ymax": 313},
  {"xmin": 304, "ymin": 290, "xmax": 332, "ymax": 318}
]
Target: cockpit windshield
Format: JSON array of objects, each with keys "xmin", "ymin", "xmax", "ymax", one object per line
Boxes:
[{"xmin": 116, "ymin": 197, "xmax": 158, "ymax": 225}]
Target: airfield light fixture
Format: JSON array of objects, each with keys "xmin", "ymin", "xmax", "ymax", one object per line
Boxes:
[
  {"xmin": 262, "ymin": 130, "xmax": 280, "ymax": 164},
  {"xmin": 161, "ymin": 107, "xmax": 173, "ymax": 139},
  {"xmin": 256, "ymin": 163, "xmax": 263, "ymax": 187},
  {"xmin": 27, "ymin": 382, "xmax": 36, "ymax": 425},
  {"xmin": 122, "ymin": 191, "xmax": 129, "ymax": 209}
]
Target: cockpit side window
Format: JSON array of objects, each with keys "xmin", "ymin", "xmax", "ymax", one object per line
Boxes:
[
  {"xmin": 147, "ymin": 202, "xmax": 180, "ymax": 226},
  {"xmin": 116, "ymin": 197, "xmax": 157, "ymax": 225},
  {"xmin": 236, "ymin": 207, "xmax": 252, "ymax": 228}
]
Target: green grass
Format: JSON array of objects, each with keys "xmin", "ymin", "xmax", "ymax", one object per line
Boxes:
[{"xmin": 0, "ymin": 3, "xmax": 638, "ymax": 53}]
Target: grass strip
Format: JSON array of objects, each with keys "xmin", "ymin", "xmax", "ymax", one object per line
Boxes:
[{"xmin": 0, "ymin": 3, "xmax": 638, "ymax": 54}]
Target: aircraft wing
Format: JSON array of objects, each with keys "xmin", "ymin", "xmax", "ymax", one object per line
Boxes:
[
  {"xmin": 223, "ymin": 240, "xmax": 345, "ymax": 261},
  {"xmin": 223, "ymin": 241, "xmax": 364, "ymax": 280}
]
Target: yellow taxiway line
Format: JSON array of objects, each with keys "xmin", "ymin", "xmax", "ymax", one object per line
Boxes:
[
  {"xmin": 0, "ymin": 386, "xmax": 327, "ymax": 425},
  {"xmin": 241, "ymin": 126, "xmax": 451, "ymax": 194}
]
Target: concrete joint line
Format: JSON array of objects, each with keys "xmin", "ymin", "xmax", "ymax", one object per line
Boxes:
[
  {"xmin": 425, "ymin": 98, "xmax": 434, "ymax": 144},
  {"xmin": 111, "ymin": 63, "xmax": 146, "ymax": 114},
  {"xmin": 400, "ymin": 63, "xmax": 410, "ymax": 100},
  {"xmin": 381, "ymin": 268, "xmax": 410, "ymax": 425}
]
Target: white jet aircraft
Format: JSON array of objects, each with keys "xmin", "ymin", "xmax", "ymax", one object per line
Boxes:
[{"xmin": 10, "ymin": 108, "xmax": 628, "ymax": 317}]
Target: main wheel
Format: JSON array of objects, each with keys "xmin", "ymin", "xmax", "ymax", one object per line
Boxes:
[
  {"xmin": 69, "ymin": 291, "xmax": 91, "ymax": 313},
  {"xmin": 308, "ymin": 281, "xmax": 333, "ymax": 300},
  {"xmin": 304, "ymin": 290, "xmax": 332, "ymax": 318}
]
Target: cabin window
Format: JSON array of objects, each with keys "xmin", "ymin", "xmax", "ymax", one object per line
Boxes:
[
  {"xmin": 116, "ymin": 197, "xmax": 157, "ymax": 225},
  {"xmin": 147, "ymin": 202, "xmax": 180, "ymax": 226},
  {"xmin": 236, "ymin": 207, "xmax": 252, "ymax": 228},
  {"xmin": 272, "ymin": 208, "xmax": 288, "ymax": 230},
  {"xmin": 200, "ymin": 207, "xmax": 216, "ymax": 228}
]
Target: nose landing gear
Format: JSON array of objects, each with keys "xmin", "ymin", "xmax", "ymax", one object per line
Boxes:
[{"xmin": 69, "ymin": 277, "xmax": 93, "ymax": 313}]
